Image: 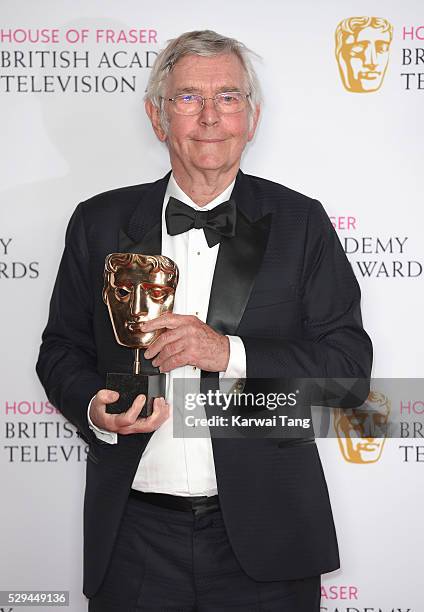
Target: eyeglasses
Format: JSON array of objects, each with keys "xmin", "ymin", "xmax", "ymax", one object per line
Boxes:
[{"xmin": 162, "ymin": 92, "xmax": 250, "ymax": 115}]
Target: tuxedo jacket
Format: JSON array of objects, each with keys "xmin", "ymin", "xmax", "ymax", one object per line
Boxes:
[{"xmin": 36, "ymin": 170, "xmax": 372, "ymax": 598}]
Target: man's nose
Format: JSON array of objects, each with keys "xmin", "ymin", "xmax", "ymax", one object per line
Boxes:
[
  {"xmin": 130, "ymin": 285, "xmax": 148, "ymax": 317},
  {"xmin": 199, "ymin": 97, "xmax": 220, "ymax": 126},
  {"xmin": 363, "ymin": 43, "xmax": 378, "ymax": 69}
]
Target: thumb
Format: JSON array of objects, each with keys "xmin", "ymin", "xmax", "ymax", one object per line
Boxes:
[{"xmin": 96, "ymin": 389, "xmax": 119, "ymax": 405}]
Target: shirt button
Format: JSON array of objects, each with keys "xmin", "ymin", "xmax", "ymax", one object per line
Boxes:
[
  {"xmin": 193, "ymin": 366, "xmax": 197, "ymax": 371},
  {"xmin": 195, "ymin": 311, "xmax": 199, "ymax": 316},
  {"xmin": 197, "ymin": 251, "xmax": 200, "ymax": 255}
]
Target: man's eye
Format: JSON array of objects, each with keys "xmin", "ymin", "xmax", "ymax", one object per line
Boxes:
[{"xmin": 181, "ymin": 95, "xmax": 197, "ymax": 104}]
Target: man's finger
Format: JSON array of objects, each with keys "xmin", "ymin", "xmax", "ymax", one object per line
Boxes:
[
  {"xmin": 157, "ymin": 350, "xmax": 190, "ymax": 373},
  {"xmin": 95, "ymin": 389, "xmax": 120, "ymax": 405},
  {"xmin": 118, "ymin": 398, "xmax": 170, "ymax": 434},
  {"xmin": 141, "ymin": 313, "xmax": 186, "ymax": 332},
  {"xmin": 144, "ymin": 327, "xmax": 185, "ymax": 359},
  {"xmin": 151, "ymin": 339, "xmax": 187, "ymax": 367},
  {"xmin": 113, "ymin": 394, "xmax": 147, "ymax": 428}
]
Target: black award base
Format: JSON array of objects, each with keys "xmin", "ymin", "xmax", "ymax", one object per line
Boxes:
[{"xmin": 105, "ymin": 372, "xmax": 166, "ymax": 418}]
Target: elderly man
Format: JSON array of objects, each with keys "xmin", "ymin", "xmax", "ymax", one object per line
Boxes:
[{"xmin": 37, "ymin": 30, "xmax": 372, "ymax": 611}]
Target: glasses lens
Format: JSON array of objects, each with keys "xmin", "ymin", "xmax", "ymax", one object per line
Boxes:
[
  {"xmin": 174, "ymin": 94, "xmax": 202, "ymax": 115},
  {"xmin": 215, "ymin": 92, "xmax": 246, "ymax": 113}
]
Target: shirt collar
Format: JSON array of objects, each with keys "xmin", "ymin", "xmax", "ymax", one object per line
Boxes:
[{"xmin": 165, "ymin": 173, "xmax": 236, "ymax": 211}]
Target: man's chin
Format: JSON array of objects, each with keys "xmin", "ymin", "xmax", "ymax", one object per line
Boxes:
[{"xmin": 191, "ymin": 155, "xmax": 234, "ymax": 172}]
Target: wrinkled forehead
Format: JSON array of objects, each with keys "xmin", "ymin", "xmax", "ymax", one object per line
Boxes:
[
  {"xmin": 344, "ymin": 27, "xmax": 391, "ymax": 45},
  {"xmin": 111, "ymin": 262, "xmax": 174, "ymax": 287},
  {"xmin": 166, "ymin": 52, "xmax": 247, "ymax": 95}
]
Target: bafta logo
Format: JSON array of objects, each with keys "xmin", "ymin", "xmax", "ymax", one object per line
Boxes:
[
  {"xmin": 335, "ymin": 17, "xmax": 393, "ymax": 93},
  {"xmin": 334, "ymin": 392, "xmax": 391, "ymax": 464}
]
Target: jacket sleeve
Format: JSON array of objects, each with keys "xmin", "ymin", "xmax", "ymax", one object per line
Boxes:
[
  {"xmin": 36, "ymin": 204, "xmax": 104, "ymax": 444},
  {"xmin": 240, "ymin": 200, "xmax": 373, "ymax": 407}
]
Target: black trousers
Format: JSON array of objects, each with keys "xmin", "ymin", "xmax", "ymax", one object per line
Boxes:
[{"xmin": 88, "ymin": 495, "xmax": 321, "ymax": 612}]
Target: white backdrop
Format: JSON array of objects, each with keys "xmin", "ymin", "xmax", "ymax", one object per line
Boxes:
[{"xmin": 1, "ymin": 1, "xmax": 423, "ymax": 610}]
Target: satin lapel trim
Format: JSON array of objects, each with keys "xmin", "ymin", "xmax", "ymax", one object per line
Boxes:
[{"xmin": 206, "ymin": 209, "xmax": 272, "ymax": 335}]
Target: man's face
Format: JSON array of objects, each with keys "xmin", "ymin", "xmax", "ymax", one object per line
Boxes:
[
  {"xmin": 148, "ymin": 53, "xmax": 259, "ymax": 176},
  {"xmin": 338, "ymin": 26, "xmax": 391, "ymax": 92},
  {"xmin": 104, "ymin": 260, "xmax": 176, "ymax": 349}
]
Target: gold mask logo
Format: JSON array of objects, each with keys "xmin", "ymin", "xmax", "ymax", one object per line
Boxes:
[
  {"xmin": 334, "ymin": 392, "xmax": 391, "ymax": 464},
  {"xmin": 335, "ymin": 17, "xmax": 393, "ymax": 92}
]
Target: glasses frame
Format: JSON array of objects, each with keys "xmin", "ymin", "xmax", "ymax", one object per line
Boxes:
[{"xmin": 162, "ymin": 91, "xmax": 251, "ymax": 115}]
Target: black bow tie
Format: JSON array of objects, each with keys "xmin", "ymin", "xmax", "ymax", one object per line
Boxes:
[{"xmin": 165, "ymin": 196, "xmax": 236, "ymax": 247}]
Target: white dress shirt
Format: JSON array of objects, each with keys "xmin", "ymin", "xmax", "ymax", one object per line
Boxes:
[{"xmin": 88, "ymin": 174, "xmax": 246, "ymax": 496}]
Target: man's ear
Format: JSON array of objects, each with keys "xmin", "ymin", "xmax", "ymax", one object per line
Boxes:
[
  {"xmin": 145, "ymin": 100, "xmax": 167, "ymax": 142},
  {"xmin": 247, "ymin": 104, "xmax": 261, "ymax": 141}
]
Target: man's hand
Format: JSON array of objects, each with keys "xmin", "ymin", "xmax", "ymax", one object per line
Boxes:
[
  {"xmin": 90, "ymin": 390, "xmax": 170, "ymax": 435},
  {"xmin": 143, "ymin": 314, "xmax": 230, "ymax": 373}
]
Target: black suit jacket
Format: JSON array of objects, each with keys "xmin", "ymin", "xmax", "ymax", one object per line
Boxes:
[{"xmin": 36, "ymin": 170, "xmax": 372, "ymax": 597}]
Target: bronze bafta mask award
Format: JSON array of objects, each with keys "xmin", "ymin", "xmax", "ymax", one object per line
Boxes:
[{"xmin": 103, "ymin": 253, "xmax": 179, "ymax": 417}]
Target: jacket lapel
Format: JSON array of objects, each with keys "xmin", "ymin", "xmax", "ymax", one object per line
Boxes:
[
  {"xmin": 118, "ymin": 172, "xmax": 170, "ymax": 254},
  {"xmin": 206, "ymin": 170, "xmax": 272, "ymax": 335}
]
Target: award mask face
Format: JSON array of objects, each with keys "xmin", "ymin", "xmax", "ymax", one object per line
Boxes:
[
  {"xmin": 334, "ymin": 392, "xmax": 391, "ymax": 464},
  {"xmin": 103, "ymin": 253, "xmax": 179, "ymax": 349},
  {"xmin": 335, "ymin": 17, "xmax": 392, "ymax": 93}
]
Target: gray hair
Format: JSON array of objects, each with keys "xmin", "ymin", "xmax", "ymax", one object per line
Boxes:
[{"xmin": 145, "ymin": 30, "xmax": 261, "ymax": 132}]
